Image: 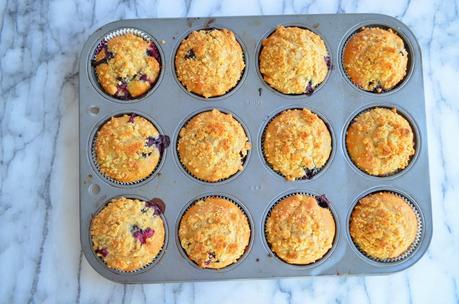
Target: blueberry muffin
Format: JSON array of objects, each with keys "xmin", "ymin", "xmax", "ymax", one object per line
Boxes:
[
  {"xmin": 94, "ymin": 114, "xmax": 169, "ymax": 183},
  {"xmin": 175, "ymin": 28, "xmax": 245, "ymax": 98},
  {"xmin": 92, "ymin": 33, "xmax": 161, "ymax": 99},
  {"xmin": 346, "ymin": 107, "xmax": 415, "ymax": 176},
  {"xmin": 179, "ymin": 197, "xmax": 251, "ymax": 269},
  {"xmin": 263, "ymin": 109, "xmax": 331, "ymax": 180},
  {"xmin": 265, "ymin": 194, "xmax": 335, "ymax": 265},
  {"xmin": 90, "ymin": 197, "xmax": 165, "ymax": 272},
  {"xmin": 259, "ymin": 26, "xmax": 330, "ymax": 95},
  {"xmin": 177, "ymin": 109, "xmax": 251, "ymax": 182},
  {"xmin": 350, "ymin": 192, "xmax": 419, "ymax": 260},
  {"xmin": 343, "ymin": 27, "xmax": 408, "ymax": 92}
]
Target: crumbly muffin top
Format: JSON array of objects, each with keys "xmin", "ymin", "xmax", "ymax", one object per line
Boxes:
[
  {"xmin": 346, "ymin": 107, "xmax": 415, "ymax": 176},
  {"xmin": 259, "ymin": 26, "xmax": 330, "ymax": 95},
  {"xmin": 343, "ymin": 27, "xmax": 408, "ymax": 92},
  {"xmin": 177, "ymin": 109, "xmax": 251, "ymax": 182},
  {"xmin": 263, "ymin": 109, "xmax": 332, "ymax": 180},
  {"xmin": 93, "ymin": 33, "xmax": 161, "ymax": 99},
  {"xmin": 175, "ymin": 29, "xmax": 245, "ymax": 98},
  {"xmin": 350, "ymin": 192, "xmax": 418, "ymax": 260},
  {"xmin": 90, "ymin": 197, "xmax": 165, "ymax": 272},
  {"xmin": 95, "ymin": 114, "xmax": 169, "ymax": 183},
  {"xmin": 265, "ymin": 194, "xmax": 335, "ymax": 265},
  {"xmin": 179, "ymin": 197, "xmax": 251, "ymax": 269}
]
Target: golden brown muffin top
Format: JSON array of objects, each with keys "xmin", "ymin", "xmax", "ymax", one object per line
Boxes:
[
  {"xmin": 175, "ymin": 29, "xmax": 245, "ymax": 98},
  {"xmin": 346, "ymin": 107, "xmax": 415, "ymax": 176},
  {"xmin": 179, "ymin": 197, "xmax": 251, "ymax": 269},
  {"xmin": 343, "ymin": 27, "xmax": 408, "ymax": 92},
  {"xmin": 90, "ymin": 197, "xmax": 165, "ymax": 272},
  {"xmin": 265, "ymin": 194, "xmax": 335, "ymax": 265},
  {"xmin": 93, "ymin": 33, "xmax": 161, "ymax": 99},
  {"xmin": 350, "ymin": 192, "xmax": 418, "ymax": 260},
  {"xmin": 177, "ymin": 109, "xmax": 251, "ymax": 182},
  {"xmin": 263, "ymin": 108, "xmax": 332, "ymax": 180},
  {"xmin": 94, "ymin": 114, "xmax": 169, "ymax": 183},
  {"xmin": 259, "ymin": 26, "xmax": 329, "ymax": 95}
]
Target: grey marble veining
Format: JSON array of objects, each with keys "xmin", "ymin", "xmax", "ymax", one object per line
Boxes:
[{"xmin": 0, "ymin": 0, "xmax": 458, "ymax": 303}]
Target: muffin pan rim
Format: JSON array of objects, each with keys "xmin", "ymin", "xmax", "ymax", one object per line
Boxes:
[
  {"xmin": 87, "ymin": 27, "xmax": 166, "ymax": 104},
  {"xmin": 345, "ymin": 186, "xmax": 425, "ymax": 267},
  {"xmin": 171, "ymin": 25, "xmax": 249, "ymax": 101},
  {"xmin": 255, "ymin": 23, "xmax": 332, "ymax": 98},
  {"xmin": 87, "ymin": 110, "xmax": 169, "ymax": 188},
  {"xmin": 338, "ymin": 21, "xmax": 415, "ymax": 96},
  {"xmin": 79, "ymin": 14, "xmax": 432, "ymax": 283}
]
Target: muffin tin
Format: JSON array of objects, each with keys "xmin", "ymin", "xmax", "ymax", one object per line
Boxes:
[{"xmin": 79, "ymin": 14, "xmax": 432, "ymax": 283}]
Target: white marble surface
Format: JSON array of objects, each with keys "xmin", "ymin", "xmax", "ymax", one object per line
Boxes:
[{"xmin": 1, "ymin": 0, "xmax": 458, "ymax": 303}]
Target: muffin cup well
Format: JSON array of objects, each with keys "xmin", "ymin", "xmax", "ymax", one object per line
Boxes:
[
  {"xmin": 172, "ymin": 26, "xmax": 248, "ymax": 100},
  {"xmin": 256, "ymin": 24, "xmax": 332, "ymax": 97},
  {"xmin": 176, "ymin": 194, "xmax": 253, "ymax": 271},
  {"xmin": 260, "ymin": 107, "xmax": 334, "ymax": 181},
  {"xmin": 174, "ymin": 108, "xmax": 251, "ymax": 184},
  {"xmin": 90, "ymin": 112, "xmax": 169, "ymax": 187},
  {"xmin": 347, "ymin": 190, "xmax": 423, "ymax": 264},
  {"xmin": 343, "ymin": 104, "xmax": 419, "ymax": 178},
  {"xmin": 89, "ymin": 195, "xmax": 168, "ymax": 274},
  {"xmin": 90, "ymin": 27, "xmax": 164, "ymax": 102},
  {"xmin": 339, "ymin": 23, "xmax": 414, "ymax": 95},
  {"xmin": 262, "ymin": 191, "xmax": 338, "ymax": 267}
]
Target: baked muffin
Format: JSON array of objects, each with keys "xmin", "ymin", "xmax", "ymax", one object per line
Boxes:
[
  {"xmin": 259, "ymin": 26, "xmax": 330, "ymax": 95},
  {"xmin": 263, "ymin": 109, "xmax": 331, "ymax": 180},
  {"xmin": 90, "ymin": 197, "xmax": 165, "ymax": 272},
  {"xmin": 177, "ymin": 109, "xmax": 251, "ymax": 182},
  {"xmin": 346, "ymin": 107, "xmax": 415, "ymax": 176},
  {"xmin": 175, "ymin": 29, "xmax": 245, "ymax": 98},
  {"xmin": 94, "ymin": 114, "xmax": 169, "ymax": 183},
  {"xmin": 350, "ymin": 192, "xmax": 418, "ymax": 260},
  {"xmin": 343, "ymin": 27, "xmax": 408, "ymax": 92},
  {"xmin": 92, "ymin": 33, "xmax": 161, "ymax": 99},
  {"xmin": 179, "ymin": 197, "xmax": 251, "ymax": 269},
  {"xmin": 265, "ymin": 194, "xmax": 335, "ymax": 265}
]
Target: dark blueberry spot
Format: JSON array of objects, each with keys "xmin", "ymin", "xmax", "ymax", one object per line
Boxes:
[
  {"xmin": 204, "ymin": 251, "xmax": 216, "ymax": 265},
  {"xmin": 184, "ymin": 49, "xmax": 196, "ymax": 60},
  {"xmin": 303, "ymin": 168, "xmax": 319, "ymax": 179},
  {"xmin": 141, "ymin": 152, "xmax": 152, "ymax": 158},
  {"xmin": 115, "ymin": 82, "xmax": 132, "ymax": 100},
  {"xmin": 131, "ymin": 225, "xmax": 155, "ymax": 245},
  {"xmin": 131, "ymin": 225, "xmax": 141, "ymax": 234},
  {"xmin": 145, "ymin": 135, "xmax": 171, "ymax": 155},
  {"xmin": 258, "ymin": 87, "xmax": 262, "ymax": 96},
  {"xmin": 146, "ymin": 43, "xmax": 161, "ymax": 64},
  {"xmin": 146, "ymin": 198, "xmax": 165, "ymax": 215},
  {"xmin": 139, "ymin": 74, "xmax": 149, "ymax": 82},
  {"xmin": 316, "ymin": 194, "xmax": 331, "ymax": 208},
  {"xmin": 373, "ymin": 84, "xmax": 384, "ymax": 93},
  {"xmin": 305, "ymin": 81, "xmax": 314, "ymax": 96},
  {"xmin": 91, "ymin": 41, "xmax": 114, "ymax": 67},
  {"xmin": 324, "ymin": 56, "xmax": 332, "ymax": 69},
  {"xmin": 128, "ymin": 113, "xmax": 136, "ymax": 123},
  {"xmin": 95, "ymin": 247, "xmax": 108, "ymax": 258}
]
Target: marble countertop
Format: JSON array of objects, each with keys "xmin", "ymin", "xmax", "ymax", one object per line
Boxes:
[{"xmin": 1, "ymin": 0, "xmax": 458, "ymax": 303}]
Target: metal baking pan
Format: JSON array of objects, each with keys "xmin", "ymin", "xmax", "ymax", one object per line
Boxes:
[{"xmin": 79, "ymin": 13, "xmax": 432, "ymax": 283}]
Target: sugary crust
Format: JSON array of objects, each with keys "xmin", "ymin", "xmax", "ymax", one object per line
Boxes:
[
  {"xmin": 94, "ymin": 115, "xmax": 160, "ymax": 183},
  {"xmin": 343, "ymin": 27, "xmax": 408, "ymax": 92},
  {"xmin": 177, "ymin": 109, "xmax": 251, "ymax": 182},
  {"xmin": 175, "ymin": 29, "xmax": 245, "ymax": 98},
  {"xmin": 263, "ymin": 109, "xmax": 332, "ymax": 180},
  {"xmin": 94, "ymin": 34, "xmax": 160, "ymax": 98},
  {"xmin": 346, "ymin": 107, "xmax": 415, "ymax": 176},
  {"xmin": 178, "ymin": 197, "xmax": 251, "ymax": 269},
  {"xmin": 265, "ymin": 195, "xmax": 335, "ymax": 265},
  {"xmin": 90, "ymin": 197, "xmax": 165, "ymax": 272},
  {"xmin": 259, "ymin": 26, "xmax": 329, "ymax": 94},
  {"xmin": 350, "ymin": 192, "xmax": 418, "ymax": 260}
]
